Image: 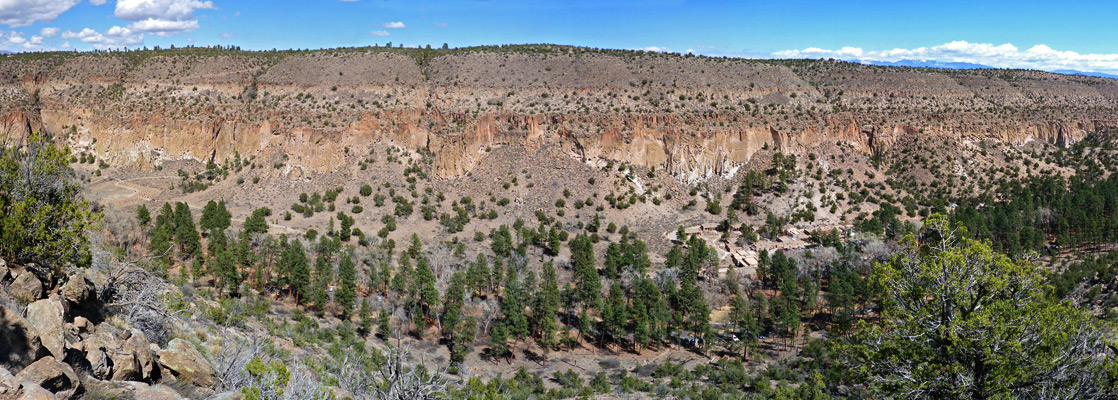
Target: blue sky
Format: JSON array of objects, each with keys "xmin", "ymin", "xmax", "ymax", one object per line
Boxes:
[{"xmin": 4, "ymin": 0, "xmax": 1118, "ymax": 73}]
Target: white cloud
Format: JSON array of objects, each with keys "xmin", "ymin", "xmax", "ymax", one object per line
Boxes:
[
  {"xmin": 0, "ymin": 0, "xmax": 81, "ymax": 27},
  {"xmin": 369, "ymin": 30, "xmax": 389, "ymax": 37},
  {"xmin": 774, "ymin": 40, "xmax": 1118, "ymax": 74},
  {"xmin": 112, "ymin": 0, "xmax": 214, "ymax": 37},
  {"xmin": 90, "ymin": 0, "xmax": 107, "ymax": 5},
  {"xmin": 220, "ymin": 32, "xmax": 233, "ymax": 38},
  {"xmin": 432, "ymin": 22, "xmax": 447, "ymax": 27},
  {"xmin": 380, "ymin": 21, "xmax": 405, "ymax": 29},
  {"xmin": 40, "ymin": 27, "xmax": 60, "ymax": 37},
  {"xmin": 114, "ymin": 0, "xmax": 215, "ymax": 21},
  {"xmin": 60, "ymin": 41, "xmax": 71, "ymax": 48},
  {"xmin": 127, "ymin": 18, "xmax": 199, "ymax": 36},
  {"xmin": 638, "ymin": 46, "xmax": 670, "ymax": 52},
  {"xmin": 61, "ymin": 26, "xmax": 143, "ymax": 49}
]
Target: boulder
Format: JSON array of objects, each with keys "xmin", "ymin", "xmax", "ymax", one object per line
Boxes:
[
  {"xmin": 136, "ymin": 384, "xmax": 187, "ymax": 400},
  {"xmin": 124, "ymin": 329, "xmax": 157, "ymax": 381},
  {"xmin": 0, "ymin": 258, "xmax": 9, "ymax": 282},
  {"xmin": 10, "ymin": 270, "xmax": 43, "ymax": 302},
  {"xmin": 59, "ymin": 274, "xmax": 95, "ymax": 310},
  {"xmin": 84, "ymin": 348, "xmax": 111, "ymax": 380},
  {"xmin": 14, "ymin": 356, "xmax": 80, "ymax": 400},
  {"xmin": 0, "ymin": 306, "xmax": 49, "ymax": 371},
  {"xmin": 157, "ymin": 339, "xmax": 215, "ymax": 388},
  {"xmin": 0, "ymin": 366, "xmax": 18, "ymax": 394},
  {"xmin": 72, "ymin": 317, "xmax": 90, "ymax": 334},
  {"xmin": 17, "ymin": 382, "xmax": 56, "ymax": 400},
  {"xmin": 209, "ymin": 392, "xmax": 246, "ymax": 400},
  {"xmin": 24, "ymin": 297, "xmax": 66, "ymax": 359}
]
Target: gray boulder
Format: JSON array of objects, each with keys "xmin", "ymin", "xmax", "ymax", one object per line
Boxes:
[
  {"xmin": 0, "ymin": 306, "xmax": 49, "ymax": 371},
  {"xmin": 10, "ymin": 270, "xmax": 43, "ymax": 302},
  {"xmin": 59, "ymin": 274, "xmax": 95, "ymax": 310},
  {"xmin": 24, "ymin": 297, "xmax": 66, "ymax": 359},
  {"xmin": 136, "ymin": 384, "xmax": 188, "ymax": 400},
  {"xmin": 14, "ymin": 356, "xmax": 80, "ymax": 400},
  {"xmin": 17, "ymin": 382, "xmax": 56, "ymax": 400},
  {"xmin": 157, "ymin": 339, "xmax": 215, "ymax": 388}
]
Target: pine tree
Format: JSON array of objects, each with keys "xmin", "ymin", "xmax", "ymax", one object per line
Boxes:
[
  {"xmin": 632, "ymin": 296, "xmax": 650, "ymax": 352},
  {"xmin": 534, "ymin": 262, "xmax": 561, "ymax": 352},
  {"xmin": 442, "ymin": 273, "xmax": 466, "ymax": 341},
  {"xmin": 212, "ymin": 248, "xmax": 238, "ymax": 296},
  {"xmin": 601, "ymin": 282, "xmax": 627, "ymax": 349},
  {"xmin": 570, "ymin": 233, "xmax": 600, "ymax": 310},
  {"xmin": 279, "ymin": 238, "xmax": 310, "ymax": 304},
  {"xmin": 490, "ymin": 258, "xmax": 504, "ymax": 296},
  {"xmin": 489, "ymin": 323, "xmax": 509, "ymax": 363},
  {"xmin": 377, "ymin": 309, "xmax": 391, "ymax": 339},
  {"xmin": 200, "ymin": 200, "xmax": 219, "ymax": 232},
  {"xmin": 414, "ymin": 257, "xmax": 440, "ymax": 324},
  {"xmin": 149, "ymin": 211, "xmax": 175, "ymax": 269},
  {"xmin": 451, "ymin": 317, "xmax": 476, "ymax": 367},
  {"xmin": 173, "ymin": 202, "xmax": 202, "ymax": 259},
  {"xmin": 312, "ymin": 254, "xmax": 333, "ymax": 313},
  {"xmin": 500, "ymin": 265, "xmax": 528, "ymax": 341},
  {"xmin": 137, "ymin": 204, "xmax": 151, "ymax": 226},
  {"xmin": 467, "ymin": 253, "xmax": 490, "ymax": 297},
  {"xmin": 358, "ymin": 299, "xmax": 373, "ymax": 336},
  {"xmin": 336, "ymin": 249, "xmax": 357, "ymax": 316},
  {"xmin": 243, "ymin": 207, "xmax": 270, "ymax": 235},
  {"xmin": 547, "ymin": 226, "xmax": 562, "ymax": 256}
]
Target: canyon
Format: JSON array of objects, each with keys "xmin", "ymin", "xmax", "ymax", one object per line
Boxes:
[{"xmin": 1, "ymin": 45, "xmax": 1115, "ymax": 181}]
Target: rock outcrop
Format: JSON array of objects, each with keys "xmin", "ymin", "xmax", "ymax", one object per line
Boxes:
[
  {"xmin": 0, "ymin": 306, "xmax": 49, "ymax": 371},
  {"xmin": 2, "ymin": 46, "xmax": 1114, "ymax": 182},
  {"xmin": 157, "ymin": 339, "xmax": 215, "ymax": 388},
  {"xmin": 14, "ymin": 356, "xmax": 81, "ymax": 400},
  {"xmin": 24, "ymin": 297, "xmax": 66, "ymax": 360}
]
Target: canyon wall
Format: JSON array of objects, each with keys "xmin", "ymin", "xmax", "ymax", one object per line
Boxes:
[{"xmin": 1, "ymin": 46, "xmax": 1115, "ymax": 180}]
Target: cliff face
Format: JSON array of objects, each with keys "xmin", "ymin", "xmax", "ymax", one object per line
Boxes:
[{"xmin": 1, "ymin": 46, "xmax": 1114, "ymax": 180}]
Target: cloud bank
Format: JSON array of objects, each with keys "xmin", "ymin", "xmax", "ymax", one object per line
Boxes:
[
  {"xmin": 773, "ymin": 40, "xmax": 1118, "ymax": 74},
  {"xmin": 0, "ymin": 0, "xmax": 81, "ymax": 27}
]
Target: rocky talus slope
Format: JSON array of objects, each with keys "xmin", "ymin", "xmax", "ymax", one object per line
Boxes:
[
  {"xmin": 1, "ymin": 45, "xmax": 1116, "ymax": 180},
  {"xmin": 0, "ymin": 258, "xmax": 227, "ymax": 399}
]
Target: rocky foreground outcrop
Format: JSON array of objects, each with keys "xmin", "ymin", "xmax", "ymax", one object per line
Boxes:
[
  {"xmin": 1, "ymin": 45, "xmax": 1116, "ymax": 180},
  {"xmin": 0, "ymin": 260, "xmax": 219, "ymax": 400}
]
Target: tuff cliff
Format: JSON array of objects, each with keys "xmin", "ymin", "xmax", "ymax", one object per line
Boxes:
[{"xmin": 1, "ymin": 45, "xmax": 1115, "ymax": 180}]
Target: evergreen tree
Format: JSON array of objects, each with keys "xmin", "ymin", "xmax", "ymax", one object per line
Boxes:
[
  {"xmin": 137, "ymin": 204, "xmax": 151, "ymax": 226},
  {"xmin": 358, "ymin": 299, "xmax": 373, "ymax": 336},
  {"xmin": 212, "ymin": 248, "xmax": 238, "ymax": 296},
  {"xmin": 243, "ymin": 207, "xmax": 270, "ymax": 235},
  {"xmin": 377, "ymin": 309, "xmax": 391, "ymax": 339},
  {"xmin": 312, "ymin": 254, "xmax": 333, "ymax": 313},
  {"xmin": 451, "ymin": 317, "xmax": 476, "ymax": 367},
  {"xmin": 547, "ymin": 226, "xmax": 562, "ymax": 256},
  {"xmin": 442, "ymin": 272, "xmax": 466, "ymax": 341},
  {"xmin": 278, "ymin": 238, "xmax": 310, "ymax": 303},
  {"xmin": 414, "ymin": 257, "xmax": 440, "ymax": 324},
  {"xmin": 173, "ymin": 202, "xmax": 202, "ymax": 259},
  {"xmin": 467, "ymin": 253, "xmax": 490, "ymax": 297},
  {"xmin": 489, "ymin": 323, "xmax": 510, "ymax": 362},
  {"xmin": 336, "ymin": 249, "xmax": 357, "ymax": 316},
  {"xmin": 149, "ymin": 211, "xmax": 175, "ymax": 269},
  {"xmin": 601, "ymin": 282, "xmax": 627, "ymax": 348},
  {"xmin": 491, "ymin": 225, "xmax": 513, "ymax": 257},
  {"xmin": 570, "ymin": 233, "xmax": 600, "ymax": 310},
  {"xmin": 534, "ymin": 262, "xmax": 561, "ymax": 351}
]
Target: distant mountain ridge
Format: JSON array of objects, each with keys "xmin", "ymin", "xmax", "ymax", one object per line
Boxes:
[
  {"xmin": 860, "ymin": 59, "xmax": 1117, "ymax": 80},
  {"xmin": 865, "ymin": 59, "xmax": 994, "ymax": 70}
]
